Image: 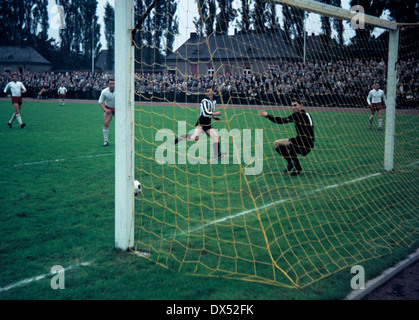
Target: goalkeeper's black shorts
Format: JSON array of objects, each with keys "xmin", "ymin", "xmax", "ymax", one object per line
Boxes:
[{"xmin": 289, "ymin": 136, "xmax": 314, "ymax": 157}]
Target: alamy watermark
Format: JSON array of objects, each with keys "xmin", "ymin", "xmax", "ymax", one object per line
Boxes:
[
  {"xmin": 350, "ymin": 265, "xmax": 365, "ymax": 290},
  {"xmin": 351, "ymin": 5, "xmax": 365, "ymax": 30},
  {"xmin": 50, "ymin": 265, "xmax": 65, "ymax": 290},
  {"xmin": 154, "ymin": 121, "xmax": 264, "ymax": 175}
]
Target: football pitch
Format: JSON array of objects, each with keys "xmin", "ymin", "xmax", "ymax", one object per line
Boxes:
[{"xmin": 0, "ymin": 99, "xmax": 418, "ymax": 300}]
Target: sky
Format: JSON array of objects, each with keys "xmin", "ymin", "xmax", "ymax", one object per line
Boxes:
[{"xmin": 47, "ymin": 0, "xmax": 386, "ymax": 51}]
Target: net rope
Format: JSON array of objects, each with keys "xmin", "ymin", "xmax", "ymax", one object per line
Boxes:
[{"xmin": 129, "ymin": 1, "xmax": 419, "ymax": 288}]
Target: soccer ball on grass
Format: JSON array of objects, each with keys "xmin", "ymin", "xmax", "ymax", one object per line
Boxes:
[{"xmin": 134, "ymin": 180, "xmax": 142, "ymax": 196}]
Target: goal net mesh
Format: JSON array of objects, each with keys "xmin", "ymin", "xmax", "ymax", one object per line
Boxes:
[{"xmin": 129, "ymin": 0, "xmax": 419, "ymax": 288}]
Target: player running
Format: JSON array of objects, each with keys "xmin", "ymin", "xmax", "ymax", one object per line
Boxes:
[
  {"xmin": 4, "ymin": 73, "xmax": 27, "ymax": 129},
  {"xmin": 259, "ymin": 96, "xmax": 315, "ymax": 176},
  {"xmin": 174, "ymin": 86, "xmax": 225, "ymax": 161}
]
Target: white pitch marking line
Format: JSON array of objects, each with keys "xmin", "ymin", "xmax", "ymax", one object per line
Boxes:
[
  {"xmin": 181, "ymin": 169, "xmax": 406, "ymax": 236},
  {"xmin": 0, "ymin": 261, "xmax": 93, "ymax": 293},
  {"xmin": 3, "ymin": 153, "xmax": 115, "ymax": 168}
]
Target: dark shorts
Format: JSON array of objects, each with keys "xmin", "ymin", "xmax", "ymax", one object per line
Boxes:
[
  {"xmin": 370, "ymin": 103, "xmax": 383, "ymax": 112},
  {"xmin": 11, "ymin": 97, "xmax": 23, "ymax": 106},
  {"xmin": 105, "ymin": 106, "xmax": 115, "ymax": 115},
  {"xmin": 59, "ymin": 94, "xmax": 66, "ymax": 99},
  {"xmin": 289, "ymin": 136, "xmax": 314, "ymax": 157},
  {"xmin": 195, "ymin": 116, "xmax": 212, "ymax": 131}
]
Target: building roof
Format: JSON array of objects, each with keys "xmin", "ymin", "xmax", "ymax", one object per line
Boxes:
[
  {"xmin": 167, "ymin": 31, "xmax": 300, "ymax": 62},
  {"xmin": 0, "ymin": 46, "xmax": 51, "ymax": 65}
]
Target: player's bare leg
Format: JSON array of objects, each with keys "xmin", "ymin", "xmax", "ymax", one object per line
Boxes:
[
  {"xmin": 103, "ymin": 111, "xmax": 113, "ymax": 146},
  {"xmin": 175, "ymin": 126, "xmax": 204, "ymax": 144},
  {"xmin": 9, "ymin": 102, "xmax": 25, "ymax": 128},
  {"xmin": 377, "ymin": 109, "xmax": 383, "ymax": 130},
  {"xmin": 369, "ymin": 112, "xmax": 374, "ymax": 130},
  {"xmin": 207, "ymin": 128, "xmax": 225, "ymax": 160}
]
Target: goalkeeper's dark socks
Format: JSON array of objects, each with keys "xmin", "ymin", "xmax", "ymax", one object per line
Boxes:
[
  {"xmin": 290, "ymin": 158, "xmax": 303, "ymax": 176},
  {"xmin": 174, "ymin": 137, "xmax": 179, "ymax": 144},
  {"xmin": 284, "ymin": 160, "xmax": 294, "ymax": 173},
  {"xmin": 290, "ymin": 169, "xmax": 302, "ymax": 176}
]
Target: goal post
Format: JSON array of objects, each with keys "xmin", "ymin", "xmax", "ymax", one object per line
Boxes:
[
  {"xmin": 117, "ymin": 0, "xmax": 418, "ymax": 289},
  {"xmin": 114, "ymin": 0, "xmax": 135, "ymax": 250},
  {"xmin": 384, "ymin": 28, "xmax": 399, "ymax": 171}
]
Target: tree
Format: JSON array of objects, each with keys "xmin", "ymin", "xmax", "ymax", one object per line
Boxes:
[
  {"xmin": 134, "ymin": 0, "xmax": 179, "ymax": 69},
  {"xmin": 238, "ymin": 0, "xmax": 251, "ymax": 32},
  {"xmin": 385, "ymin": 0, "xmax": 419, "ymax": 61},
  {"xmin": 194, "ymin": 0, "xmax": 216, "ymax": 36},
  {"xmin": 80, "ymin": 0, "xmax": 102, "ymax": 69},
  {"xmin": 282, "ymin": 3, "xmax": 305, "ymax": 39},
  {"xmin": 314, "ymin": 0, "xmax": 344, "ymax": 44},
  {"xmin": 0, "ymin": 0, "xmax": 50, "ymax": 46},
  {"xmin": 252, "ymin": 0, "xmax": 266, "ymax": 32},
  {"xmin": 385, "ymin": 0, "xmax": 418, "ymax": 23},
  {"xmin": 215, "ymin": 0, "xmax": 236, "ymax": 35},
  {"xmin": 266, "ymin": 2, "xmax": 280, "ymax": 31},
  {"xmin": 349, "ymin": 0, "xmax": 387, "ymax": 42},
  {"xmin": 56, "ymin": 0, "xmax": 101, "ymax": 69},
  {"xmin": 103, "ymin": 1, "xmax": 114, "ymax": 71},
  {"xmin": 165, "ymin": 0, "xmax": 179, "ymax": 56}
]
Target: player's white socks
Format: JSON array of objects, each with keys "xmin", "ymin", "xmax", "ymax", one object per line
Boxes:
[
  {"xmin": 8, "ymin": 113, "xmax": 16, "ymax": 124},
  {"xmin": 378, "ymin": 119, "xmax": 383, "ymax": 128},
  {"xmin": 103, "ymin": 128, "xmax": 109, "ymax": 143},
  {"xmin": 369, "ymin": 115, "xmax": 373, "ymax": 124},
  {"xmin": 15, "ymin": 114, "xmax": 23, "ymax": 125}
]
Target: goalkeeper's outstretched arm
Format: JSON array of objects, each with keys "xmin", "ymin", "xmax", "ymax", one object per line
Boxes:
[{"xmin": 258, "ymin": 110, "xmax": 291, "ymax": 124}]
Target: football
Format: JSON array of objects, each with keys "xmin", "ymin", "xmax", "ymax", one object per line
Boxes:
[{"xmin": 134, "ymin": 179, "xmax": 142, "ymax": 196}]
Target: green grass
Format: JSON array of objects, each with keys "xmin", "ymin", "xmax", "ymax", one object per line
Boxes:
[{"xmin": 0, "ymin": 99, "xmax": 418, "ymax": 300}]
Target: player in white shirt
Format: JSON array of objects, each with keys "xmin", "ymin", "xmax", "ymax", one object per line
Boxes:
[
  {"xmin": 98, "ymin": 79, "xmax": 115, "ymax": 146},
  {"xmin": 367, "ymin": 82, "xmax": 386, "ymax": 130},
  {"xmin": 3, "ymin": 73, "xmax": 27, "ymax": 129},
  {"xmin": 58, "ymin": 85, "xmax": 68, "ymax": 106}
]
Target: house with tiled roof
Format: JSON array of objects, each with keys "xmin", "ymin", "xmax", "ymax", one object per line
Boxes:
[
  {"xmin": 0, "ymin": 46, "xmax": 52, "ymax": 73},
  {"xmin": 165, "ymin": 30, "xmax": 300, "ymax": 76}
]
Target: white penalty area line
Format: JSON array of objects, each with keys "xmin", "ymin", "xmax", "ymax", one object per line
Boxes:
[
  {"xmin": 2, "ymin": 153, "xmax": 115, "ymax": 168},
  {"xmin": 183, "ymin": 172, "xmax": 382, "ymax": 235},
  {"xmin": 181, "ymin": 160, "xmax": 418, "ymax": 236},
  {"xmin": 0, "ymin": 261, "xmax": 93, "ymax": 293}
]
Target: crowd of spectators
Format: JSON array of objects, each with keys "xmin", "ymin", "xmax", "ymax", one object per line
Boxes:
[{"xmin": 1, "ymin": 58, "xmax": 417, "ymax": 108}]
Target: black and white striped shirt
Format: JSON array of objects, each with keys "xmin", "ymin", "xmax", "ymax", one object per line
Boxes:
[{"xmin": 200, "ymin": 98, "xmax": 216, "ymax": 118}]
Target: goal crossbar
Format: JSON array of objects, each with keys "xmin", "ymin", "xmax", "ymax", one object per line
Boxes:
[{"xmin": 275, "ymin": 0, "xmax": 398, "ymax": 30}]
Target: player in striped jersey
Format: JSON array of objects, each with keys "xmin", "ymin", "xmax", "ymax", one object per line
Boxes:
[
  {"xmin": 174, "ymin": 87, "xmax": 225, "ymax": 160},
  {"xmin": 259, "ymin": 97, "xmax": 315, "ymax": 176}
]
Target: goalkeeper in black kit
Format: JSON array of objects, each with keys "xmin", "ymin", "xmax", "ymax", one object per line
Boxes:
[{"xmin": 259, "ymin": 97, "xmax": 315, "ymax": 176}]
